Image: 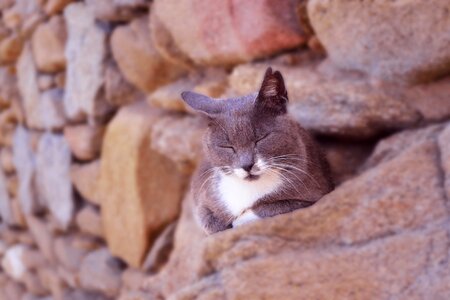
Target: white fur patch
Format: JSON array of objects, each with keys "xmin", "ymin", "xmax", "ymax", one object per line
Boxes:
[
  {"xmin": 232, "ymin": 210, "xmax": 260, "ymax": 227},
  {"xmin": 218, "ymin": 169, "xmax": 282, "ymax": 217}
]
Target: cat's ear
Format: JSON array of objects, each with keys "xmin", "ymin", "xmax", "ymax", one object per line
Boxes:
[
  {"xmin": 181, "ymin": 91, "xmax": 224, "ymax": 117},
  {"xmin": 256, "ymin": 67, "xmax": 288, "ymax": 115}
]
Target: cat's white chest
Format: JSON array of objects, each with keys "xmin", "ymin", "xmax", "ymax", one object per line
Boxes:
[{"xmin": 217, "ymin": 171, "xmax": 282, "ymax": 217}]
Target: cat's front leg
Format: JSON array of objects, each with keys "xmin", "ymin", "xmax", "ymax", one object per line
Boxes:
[
  {"xmin": 252, "ymin": 199, "xmax": 315, "ymax": 218},
  {"xmin": 232, "ymin": 209, "xmax": 261, "ymax": 227},
  {"xmin": 197, "ymin": 205, "xmax": 232, "ymax": 234}
]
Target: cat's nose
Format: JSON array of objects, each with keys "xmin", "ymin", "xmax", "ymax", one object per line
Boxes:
[{"xmin": 242, "ymin": 163, "xmax": 254, "ymax": 172}]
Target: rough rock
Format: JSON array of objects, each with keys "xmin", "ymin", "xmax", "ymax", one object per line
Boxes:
[
  {"xmin": 0, "ymin": 147, "xmax": 14, "ymax": 173},
  {"xmin": 152, "ymin": 0, "xmax": 306, "ymax": 66},
  {"xmin": 111, "ymin": 16, "xmax": 186, "ymax": 93},
  {"xmin": 75, "ymin": 205, "xmax": 103, "ymax": 238},
  {"xmin": 71, "ymin": 160, "xmax": 102, "ymax": 206},
  {"xmin": 147, "ymin": 69, "xmax": 228, "ymax": 112},
  {"xmin": 64, "ymin": 124, "xmax": 104, "ymax": 161},
  {"xmin": 2, "ymin": 0, "xmax": 40, "ymax": 31},
  {"xmin": 22, "ymin": 272, "xmax": 47, "ymax": 296},
  {"xmin": 0, "ymin": 33, "xmax": 23, "ymax": 64},
  {"xmin": 17, "ymin": 44, "xmax": 66, "ymax": 130},
  {"xmin": 142, "ymin": 222, "xmax": 176, "ymax": 273},
  {"xmin": 35, "ymin": 132, "xmax": 73, "ymax": 230},
  {"xmin": 79, "ymin": 248, "xmax": 123, "ymax": 297},
  {"xmin": 146, "ymin": 121, "xmax": 450, "ymax": 299},
  {"xmin": 86, "ymin": 0, "xmax": 148, "ymax": 22},
  {"xmin": 104, "ymin": 60, "xmax": 142, "ymax": 107},
  {"xmin": 44, "ymin": 0, "xmax": 74, "ymax": 15},
  {"xmin": 0, "ymin": 166, "xmax": 14, "ymax": 225},
  {"xmin": 99, "ymin": 101, "xmax": 189, "ymax": 267},
  {"xmin": 36, "ymin": 266, "xmax": 67, "ymax": 299},
  {"xmin": 54, "ymin": 235, "xmax": 89, "ymax": 272},
  {"xmin": 12, "ymin": 126, "xmax": 41, "ymax": 214},
  {"xmin": 26, "ymin": 215, "xmax": 55, "ymax": 262},
  {"xmin": 229, "ymin": 63, "xmax": 421, "ymax": 138},
  {"xmin": 31, "ymin": 15, "xmax": 66, "ymax": 73},
  {"xmin": 0, "ymin": 67, "xmax": 20, "ymax": 108},
  {"xmin": 308, "ymin": 0, "xmax": 450, "ymax": 83},
  {"xmin": 64, "ymin": 2, "xmax": 109, "ymax": 120}
]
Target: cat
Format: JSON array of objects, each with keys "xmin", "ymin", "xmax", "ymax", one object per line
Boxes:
[{"xmin": 181, "ymin": 67, "xmax": 334, "ymax": 234}]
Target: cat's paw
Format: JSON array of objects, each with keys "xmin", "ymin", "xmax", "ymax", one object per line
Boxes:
[{"xmin": 232, "ymin": 210, "xmax": 260, "ymax": 227}]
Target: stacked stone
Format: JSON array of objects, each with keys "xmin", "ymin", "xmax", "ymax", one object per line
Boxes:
[{"xmin": 0, "ymin": 0, "xmax": 449, "ymax": 299}]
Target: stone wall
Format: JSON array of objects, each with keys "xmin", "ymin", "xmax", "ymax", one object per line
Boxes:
[{"xmin": 0, "ymin": 0, "xmax": 449, "ymax": 299}]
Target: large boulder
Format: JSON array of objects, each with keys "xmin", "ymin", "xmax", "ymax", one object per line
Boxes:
[
  {"xmin": 99, "ymin": 102, "xmax": 195, "ymax": 267},
  {"xmin": 308, "ymin": 0, "xmax": 450, "ymax": 83},
  {"xmin": 111, "ymin": 16, "xmax": 186, "ymax": 93},
  {"xmin": 229, "ymin": 63, "xmax": 421, "ymax": 138},
  {"xmin": 152, "ymin": 0, "xmax": 306, "ymax": 67},
  {"xmin": 145, "ymin": 122, "xmax": 450, "ymax": 299}
]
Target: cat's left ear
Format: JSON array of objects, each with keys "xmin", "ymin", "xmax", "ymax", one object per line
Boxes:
[
  {"xmin": 256, "ymin": 67, "xmax": 288, "ymax": 116},
  {"xmin": 181, "ymin": 91, "xmax": 224, "ymax": 117}
]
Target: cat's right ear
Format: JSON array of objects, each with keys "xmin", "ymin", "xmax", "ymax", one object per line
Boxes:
[{"xmin": 181, "ymin": 91, "xmax": 223, "ymax": 117}]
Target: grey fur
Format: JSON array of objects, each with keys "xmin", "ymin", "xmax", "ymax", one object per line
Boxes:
[{"xmin": 182, "ymin": 67, "xmax": 334, "ymax": 234}]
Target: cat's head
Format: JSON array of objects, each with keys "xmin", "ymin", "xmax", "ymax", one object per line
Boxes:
[{"xmin": 182, "ymin": 67, "xmax": 300, "ymax": 181}]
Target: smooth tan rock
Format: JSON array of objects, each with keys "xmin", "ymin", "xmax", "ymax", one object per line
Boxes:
[
  {"xmin": 63, "ymin": 124, "xmax": 104, "ymax": 161},
  {"xmin": 146, "ymin": 122, "xmax": 450, "ymax": 299},
  {"xmin": 31, "ymin": 16, "xmax": 66, "ymax": 73},
  {"xmin": 111, "ymin": 16, "xmax": 186, "ymax": 93},
  {"xmin": 79, "ymin": 248, "xmax": 123, "ymax": 297},
  {"xmin": 99, "ymin": 101, "xmax": 188, "ymax": 267},
  {"xmin": 0, "ymin": 67, "xmax": 20, "ymax": 109},
  {"xmin": 152, "ymin": 0, "xmax": 306, "ymax": 66},
  {"xmin": 75, "ymin": 205, "xmax": 103, "ymax": 238},
  {"xmin": 70, "ymin": 160, "xmax": 102, "ymax": 206},
  {"xmin": 308, "ymin": 0, "xmax": 450, "ymax": 83}
]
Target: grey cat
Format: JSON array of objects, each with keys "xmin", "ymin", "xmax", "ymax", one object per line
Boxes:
[{"xmin": 181, "ymin": 67, "xmax": 334, "ymax": 234}]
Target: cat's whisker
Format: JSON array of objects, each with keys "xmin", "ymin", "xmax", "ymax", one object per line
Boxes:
[
  {"xmin": 266, "ymin": 167, "xmax": 303, "ymax": 196},
  {"xmin": 267, "ymin": 165, "xmax": 310, "ymax": 194},
  {"xmin": 269, "ymin": 162, "xmax": 321, "ymax": 188}
]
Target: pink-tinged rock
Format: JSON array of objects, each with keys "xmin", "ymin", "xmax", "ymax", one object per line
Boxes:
[
  {"xmin": 45, "ymin": 0, "xmax": 74, "ymax": 15},
  {"xmin": 26, "ymin": 215, "xmax": 56, "ymax": 262},
  {"xmin": 0, "ymin": 166, "xmax": 15, "ymax": 225},
  {"xmin": 152, "ymin": 0, "xmax": 306, "ymax": 66},
  {"xmin": 308, "ymin": 0, "xmax": 450, "ymax": 83}
]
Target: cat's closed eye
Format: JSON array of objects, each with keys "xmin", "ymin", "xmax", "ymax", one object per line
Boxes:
[
  {"xmin": 218, "ymin": 145, "xmax": 236, "ymax": 153},
  {"xmin": 256, "ymin": 133, "xmax": 271, "ymax": 144}
]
